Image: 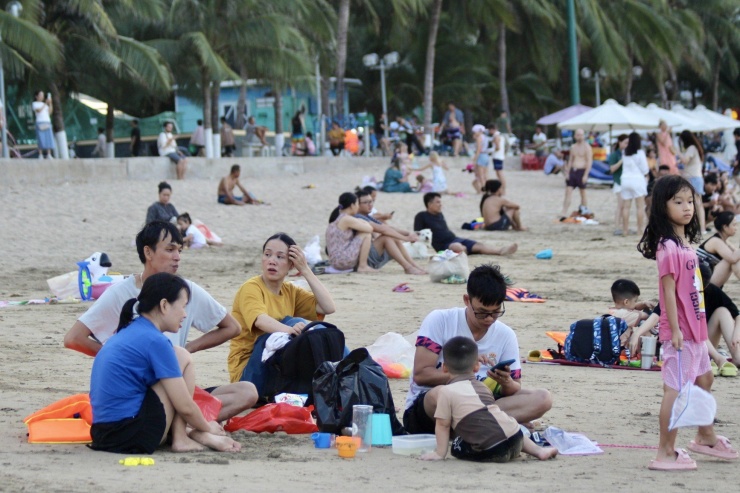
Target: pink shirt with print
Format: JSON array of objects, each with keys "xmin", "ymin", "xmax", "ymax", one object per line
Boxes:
[{"xmin": 656, "ymin": 239, "xmax": 707, "ymax": 343}]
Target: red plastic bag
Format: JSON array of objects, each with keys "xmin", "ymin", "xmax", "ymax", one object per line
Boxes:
[
  {"xmin": 193, "ymin": 386, "xmax": 222, "ymax": 422},
  {"xmin": 224, "ymin": 404, "xmax": 318, "ymax": 434}
]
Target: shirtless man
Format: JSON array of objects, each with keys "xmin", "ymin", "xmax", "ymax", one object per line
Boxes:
[
  {"xmin": 480, "ymin": 180, "xmax": 526, "ymax": 231},
  {"xmin": 355, "ymin": 189, "xmax": 427, "ymax": 274},
  {"xmin": 560, "ymin": 128, "xmax": 593, "ymax": 218},
  {"xmin": 217, "ymin": 165, "xmax": 258, "ymax": 205}
]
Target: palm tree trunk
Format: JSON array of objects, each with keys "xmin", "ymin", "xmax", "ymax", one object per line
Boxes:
[
  {"xmin": 236, "ymin": 64, "xmax": 248, "ymax": 129},
  {"xmin": 334, "ymin": 0, "xmax": 350, "ymax": 120},
  {"xmin": 211, "ymin": 81, "xmax": 221, "ymax": 157},
  {"xmin": 711, "ymin": 58, "xmax": 721, "ymax": 111},
  {"xmin": 202, "ymin": 73, "xmax": 213, "ymax": 158},
  {"xmin": 50, "ymin": 83, "xmax": 69, "ymax": 159},
  {"xmin": 666, "ymin": 60, "xmax": 678, "ymax": 103},
  {"xmin": 105, "ymin": 104, "xmax": 115, "ymax": 158},
  {"xmin": 498, "ymin": 22, "xmax": 510, "ymax": 116},
  {"xmin": 423, "ymin": 0, "xmax": 443, "ymax": 140}
]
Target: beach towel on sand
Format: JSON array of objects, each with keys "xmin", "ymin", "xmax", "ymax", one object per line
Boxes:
[{"xmin": 505, "ymin": 287, "xmax": 545, "ymax": 303}]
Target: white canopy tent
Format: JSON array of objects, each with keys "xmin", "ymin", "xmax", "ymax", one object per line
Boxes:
[
  {"xmin": 558, "ymin": 99, "xmax": 660, "ymax": 132},
  {"xmin": 629, "ymin": 103, "xmax": 714, "ymax": 133},
  {"xmin": 672, "ymin": 104, "xmax": 740, "ymax": 132}
]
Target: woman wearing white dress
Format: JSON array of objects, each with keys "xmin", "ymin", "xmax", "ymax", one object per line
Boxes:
[
  {"xmin": 619, "ymin": 132, "xmax": 649, "ymax": 236},
  {"xmin": 32, "ymin": 90, "xmax": 55, "ymax": 159}
]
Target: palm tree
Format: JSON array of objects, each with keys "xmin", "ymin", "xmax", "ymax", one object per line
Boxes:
[
  {"xmin": 421, "ymin": 0, "xmax": 442, "ymax": 140},
  {"xmin": 334, "ymin": 0, "xmax": 350, "ymax": 120}
]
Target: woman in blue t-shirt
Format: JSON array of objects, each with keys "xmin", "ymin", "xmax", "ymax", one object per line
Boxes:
[{"xmin": 89, "ymin": 273, "xmax": 241, "ymax": 454}]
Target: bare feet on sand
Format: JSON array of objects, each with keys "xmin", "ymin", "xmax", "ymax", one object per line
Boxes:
[
  {"xmin": 171, "ymin": 435, "xmax": 207, "ymax": 452},
  {"xmin": 499, "ymin": 243, "xmax": 518, "ymax": 255},
  {"xmin": 190, "ymin": 431, "xmax": 242, "ymax": 452}
]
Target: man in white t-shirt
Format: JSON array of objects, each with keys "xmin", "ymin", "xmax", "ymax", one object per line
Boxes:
[
  {"xmin": 64, "ymin": 221, "xmax": 257, "ymax": 421},
  {"xmin": 532, "ymin": 126, "xmax": 547, "ymax": 157},
  {"xmin": 157, "ymin": 121, "xmax": 188, "ymax": 180},
  {"xmin": 403, "ymin": 264, "xmax": 552, "ymax": 434}
]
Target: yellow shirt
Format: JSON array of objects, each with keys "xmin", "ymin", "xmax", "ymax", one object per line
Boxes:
[{"xmin": 227, "ymin": 276, "xmax": 318, "ymax": 382}]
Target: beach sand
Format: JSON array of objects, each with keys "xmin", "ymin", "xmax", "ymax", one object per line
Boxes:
[{"xmin": 1, "ymin": 159, "xmax": 738, "ymax": 492}]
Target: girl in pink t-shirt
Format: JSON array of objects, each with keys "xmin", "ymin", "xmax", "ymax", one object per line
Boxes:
[{"xmin": 638, "ymin": 175, "xmax": 738, "ymax": 471}]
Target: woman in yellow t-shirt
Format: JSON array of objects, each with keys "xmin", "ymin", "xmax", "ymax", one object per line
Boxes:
[{"xmin": 228, "ymin": 233, "xmax": 336, "ymax": 382}]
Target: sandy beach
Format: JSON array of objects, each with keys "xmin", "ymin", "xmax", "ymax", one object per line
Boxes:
[{"xmin": 1, "ymin": 158, "xmax": 738, "ymax": 492}]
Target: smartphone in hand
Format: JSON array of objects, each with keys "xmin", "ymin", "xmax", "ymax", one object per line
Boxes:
[{"xmin": 493, "ymin": 358, "xmax": 516, "ymax": 371}]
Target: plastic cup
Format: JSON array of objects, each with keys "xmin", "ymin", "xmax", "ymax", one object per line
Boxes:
[
  {"xmin": 641, "ymin": 336, "xmax": 657, "ymax": 369},
  {"xmin": 336, "ymin": 436, "xmax": 358, "ymax": 458},
  {"xmin": 310, "ymin": 432, "xmax": 332, "ymax": 449},
  {"xmin": 352, "ymin": 405, "xmax": 373, "ymax": 452},
  {"xmin": 371, "ymin": 413, "xmax": 393, "ymax": 446}
]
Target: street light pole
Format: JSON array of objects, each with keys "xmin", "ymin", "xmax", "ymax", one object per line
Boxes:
[
  {"xmin": 567, "ymin": 0, "xmax": 580, "ymax": 105},
  {"xmin": 594, "ymin": 72, "xmax": 601, "ymax": 106},
  {"xmin": 379, "ymin": 60, "xmax": 388, "ymax": 138}
]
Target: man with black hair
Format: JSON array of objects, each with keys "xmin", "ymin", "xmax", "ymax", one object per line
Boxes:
[
  {"xmin": 64, "ymin": 221, "xmax": 257, "ymax": 421},
  {"xmin": 403, "ymin": 264, "xmax": 552, "ymax": 434},
  {"xmin": 414, "ymin": 193, "xmax": 517, "ymax": 255}
]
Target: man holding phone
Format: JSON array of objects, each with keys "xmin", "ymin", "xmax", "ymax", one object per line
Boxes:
[{"xmin": 403, "ymin": 264, "xmax": 552, "ymax": 434}]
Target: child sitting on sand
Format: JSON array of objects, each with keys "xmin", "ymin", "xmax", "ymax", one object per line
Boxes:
[
  {"xmin": 609, "ymin": 279, "xmax": 655, "ymax": 328},
  {"xmin": 416, "ymin": 151, "xmax": 450, "ymax": 193},
  {"xmin": 420, "ymin": 336, "xmax": 557, "ymax": 463},
  {"xmin": 177, "ymin": 213, "xmax": 208, "ymax": 249},
  {"xmin": 415, "ymin": 174, "xmax": 434, "ymax": 193}
]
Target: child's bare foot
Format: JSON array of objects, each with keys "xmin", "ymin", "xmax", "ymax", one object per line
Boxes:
[
  {"xmin": 534, "ymin": 447, "xmax": 558, "ymax": 460},
  {"xmin": 499, "ymin": 243, "xmax": 518, "ymax": 255},
  {"xmin": 356, "ymin": 266, "xmax": 378, "ymax": 274},
  {"xmin": 190, "ymin": 431, "xmax": 242, "ymax": 452},
  {"xmin": 171, "ymin": 434, "xmax": 207, "ymax": 452}
]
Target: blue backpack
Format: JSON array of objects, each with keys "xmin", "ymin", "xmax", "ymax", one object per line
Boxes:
[{"xmin": 564, "ymin": 315, "xmax": 627, "ymax": 365}]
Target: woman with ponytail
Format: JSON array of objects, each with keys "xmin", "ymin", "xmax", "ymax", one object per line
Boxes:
[
  {"xmin": 325, "ymin": 192, "xmax": 376, "ymax": 272},
  {"xmin": 89, "ymin": 272, "xmax": 241, "ymax": 454}
]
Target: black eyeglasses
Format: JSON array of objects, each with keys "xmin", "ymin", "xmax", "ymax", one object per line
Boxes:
[
  {"xmin": 469, "ymin": 303, "xmax": 505, "ymax": 320},
  {"xmin": 359, "ymin": 200, "xmax": 374, "ymax": 205}
]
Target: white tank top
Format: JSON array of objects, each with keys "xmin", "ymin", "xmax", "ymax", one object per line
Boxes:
[{"xmin": 492, "ymin": 131, "xmax": 505, "ymax": 161}]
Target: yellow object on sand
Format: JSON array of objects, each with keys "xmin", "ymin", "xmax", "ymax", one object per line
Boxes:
[{"xmin": 119, "ymin": 457, "xmax": 155, "ymax": 466}]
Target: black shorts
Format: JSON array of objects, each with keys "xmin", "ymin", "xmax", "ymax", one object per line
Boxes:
[
  {"xmin": 402, "ymin": 391, "xmax": 436, "ymax": 434},
  {"xmin": 90, "ymin": 388, "xmax": 166, "ymax": 454},
  {"xmin": 451, "ymin": 430, "xmax": 524, "ymax": 463},
  {"xmin": 485, "ymin": 214, "xmax": 511, "ymax": 231},
  {"xmin": 452, "ymin": 238, "xmax": 477, "ymax": 254}
]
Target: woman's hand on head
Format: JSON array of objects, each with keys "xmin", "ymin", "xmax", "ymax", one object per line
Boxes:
[{"xmin": 288, "ymin": 245, "xmax": 309, "ymax": 274}]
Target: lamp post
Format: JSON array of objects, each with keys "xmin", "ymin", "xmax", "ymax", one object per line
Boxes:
[
  {"xmin": 1, "ymin": 1, "xmax": 23, "ymax": 159},
  {"xmin": 580, "ymin": 67, "xmax": 607, "ymax": 106},
  {"xmin": 362, "ymin": 52, "xmax": 399, "ymax": 140}
]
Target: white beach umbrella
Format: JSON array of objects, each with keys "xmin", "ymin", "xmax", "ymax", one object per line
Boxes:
[
  {"xmin": 558, "ymin": 99, "xmax": 659, "ymax": 132},
  {"xmin": 672, "ymin": 104, "xmax": 740, "ymax": 132}
]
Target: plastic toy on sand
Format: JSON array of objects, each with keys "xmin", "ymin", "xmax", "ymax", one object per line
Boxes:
[{"xmin": 535, "ymin": 249, "xmax": 553, "ymax": 259}]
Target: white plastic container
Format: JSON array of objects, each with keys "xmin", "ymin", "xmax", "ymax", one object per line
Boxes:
[{"xmin": 392, "ymin": 434, "xmax": 436, "ymax": 456}]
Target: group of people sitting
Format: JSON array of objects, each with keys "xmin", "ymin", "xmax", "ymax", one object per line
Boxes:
[
  {"xmin": 63, "ymin": 218, "xmax": 552, "ymax": 462},
  {"xmin": 323, "ymin": 189, "xmax": 518, "ymax": 274}
]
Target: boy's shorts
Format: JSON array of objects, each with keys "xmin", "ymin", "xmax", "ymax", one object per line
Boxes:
[
  {"xmin": 402, "ymin": 391, "xmax": 435, "ymax": 434},
  {"xmin": 661, "ymin": 340, "xmax": 712, "ymax": 391},
  {"xmin": 493, "ymin": 159, "xmax": 504, "ymax": 171},
  {"xmin": 451, "ymin": 429, "xmax": 524, "ymax": 463},
  {"xmin": 451, "ymin": 238, "xmax": 477, "ymax": 254}
]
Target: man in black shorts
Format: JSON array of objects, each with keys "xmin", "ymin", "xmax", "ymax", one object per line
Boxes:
[{"xmin": 413, "ymin": 193, "xmax": 517, "ymax": 256}]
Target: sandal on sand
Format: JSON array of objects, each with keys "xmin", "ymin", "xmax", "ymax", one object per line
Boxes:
[
  {"xmin": 648, "ymin": 449, "xmax": 697, "ymax": 471},
  {"xmin": 711, "ymin": 361, "xmax": 720, "ymax": 377},
  {"xmin": 688, "ymin": 436, "xmax": 739, "ymax": 460},
  {"xmin": 720, "ymin": 362, "xmax": 738, "ymax": 377},
  {"xmin": 392, "ymin": 283, "xmax": 413, "ymax": 293}
]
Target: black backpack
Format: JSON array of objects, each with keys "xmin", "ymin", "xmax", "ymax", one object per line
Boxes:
[
  {"xmin": 312, "ymin": 348, "xmax": 405, "ymax": 436},
  {"xmin": 564, "ymin": 315, "xmax": 627, "ymax": 365},
  {"xmin": 262, "ymin": 321, "xmax": 345, "ymax": 403}
]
